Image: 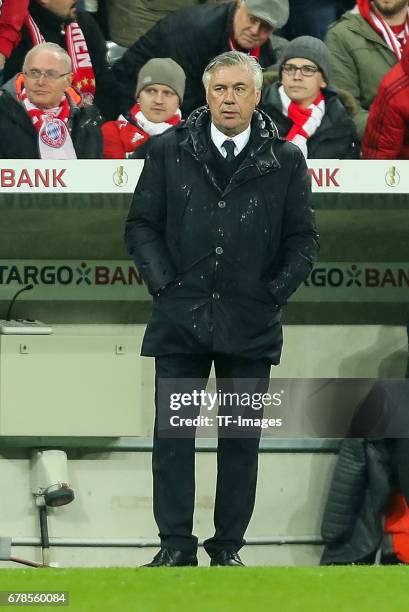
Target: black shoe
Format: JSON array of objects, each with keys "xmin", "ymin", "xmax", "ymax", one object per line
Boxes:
[
  {"xmin": 210, "ymin": 550, "xmax": 245, "ymax": 566},
  {"xmin": 142, "ymin": 548, "xmax": 198, "ymax": 567}
]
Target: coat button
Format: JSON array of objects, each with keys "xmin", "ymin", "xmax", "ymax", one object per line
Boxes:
[
  {"xmin": 212, "ymin": 292, "xmax": 220, "ymax": 300},
  {"xmin": 218, "ymin": 200, "xmax": 226, "ymax": 208},
  {"xmin": 215, "ymin": 246, "xmax": 223, "ymax": 255}
]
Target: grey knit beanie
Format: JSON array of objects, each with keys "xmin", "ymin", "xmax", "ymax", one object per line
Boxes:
[
  {"xmin": 136, "ymin": 58, "xmax": 186, "ymax": 102},
  {"xmin": 279, "ymin": 36, "xmax": 331, "ymax": 84},
  {"xmin": 244, "ymin": 0, "xmax": 289, "ymax": 29}
]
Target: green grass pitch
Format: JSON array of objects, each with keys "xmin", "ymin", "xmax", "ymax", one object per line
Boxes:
[{"xmin": 0, "ymin": 567, "xmax": 408, "ymax": 611}]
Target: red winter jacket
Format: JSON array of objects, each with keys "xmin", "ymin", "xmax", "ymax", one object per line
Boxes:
[
  {"xmin": 102, "ymin": 119, "xmax": 150, "ymax": 159},
  {"xmin": 0, "ymin": 0, "xmax": 29, "ymax": 58},
  {"xmin": 362, "ymin": 43, "xmax": 409, "ymax": 159}
]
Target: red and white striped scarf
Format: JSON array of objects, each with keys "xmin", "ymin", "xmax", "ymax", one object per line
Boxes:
[
  {"xmin": 357, "ymin": 0, "xmax": 409, "ymax": 59},
  {"xmin": 19, "ymin": 85, "xmax": 76, "ymax": 158},
  {"xmin": 25, "ymin": 14, "xmax": 96, "ymax": 104},
  {"xmin": 228, "ymin": 37, "xmax": 261, "ymax": 60},
  {"xmin": 19, "ymin": 85, "xmax": 70, "ymax": 130},
  {"xmin": 279, "ymin": 85, "xmax": 325, "ymax": 158}
]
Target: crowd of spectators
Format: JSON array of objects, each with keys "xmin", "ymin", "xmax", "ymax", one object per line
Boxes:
[
  {"xmin": 0, "ymin": 0, "xmax": 408, "ymax": 159},
  {"xmin": 1, "ymin": 0, "xmax": 409, "ymax": 567}
]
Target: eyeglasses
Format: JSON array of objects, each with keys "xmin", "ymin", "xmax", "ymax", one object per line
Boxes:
[
  {"xmin": 24, "ymin": 69, "xmax": 72, "ymax": 81},
  {"xmin": 282, "ymin": 63, "xmax": 320, "ymax": 77}
]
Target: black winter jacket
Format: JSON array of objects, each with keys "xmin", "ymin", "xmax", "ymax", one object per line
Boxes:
[
  {"xmin": 4, "ymin": 0, "xmax": 115, "ymax": 119},
  {"xmin": 320, "ymin": 437, "xmax": 392, "ymax": 565},
  {"xmin": 113, "ymin": 2, "xmax": 284, "ymax": 117},
  {"xmin": 125, "ymin": 107, "xmax": 319, "ymax": 362},
  {"xmin": 0, "ymin": 78, "xmax": 103, "ymax": 158},
  {"xmin": 260, "ymin": 83, "xmax": 360, "ymax": 159}
]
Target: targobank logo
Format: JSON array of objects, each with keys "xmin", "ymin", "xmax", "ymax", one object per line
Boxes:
[
  {"xmin": 305, "ymin": 264, "xmax": 409, "ymax": 288},
  {"xmin": 0, "ymin": 262, "xmax": 144, "ymax": 287}
]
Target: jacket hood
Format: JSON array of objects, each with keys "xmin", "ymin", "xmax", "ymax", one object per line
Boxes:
[{"xmin": 178, "ymin": 105, "xmax": 281, "ymax": 193}]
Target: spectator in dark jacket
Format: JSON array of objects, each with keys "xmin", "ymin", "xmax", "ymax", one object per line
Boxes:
[
  {"xmin": 321, "ymin": 380, "xmax": 409, "ymax": 565},
  {"xmin": 3, "ymin": 0, "xmax": 116, "ymax": 118},
  {"xmin": 0, "ymin": 42, "xmax": 103, "ymax": 158},
  {"xmin": 112, "ymin": 0, "xmax": 290, "ymax": 117},
  {"xmin": 261, "ymin": 36, "xmax": 359, "ymax": 158},
  {"xmin": 0, "ymin": 0, "xmax": 29, "ymax": 84},
  {"xmin": 362, "ymin": 42, "xmax": 409, "ymax": 159},
  {"xmin": 102, "ymin": 58, "xmax": 185, "ymax": 159}
]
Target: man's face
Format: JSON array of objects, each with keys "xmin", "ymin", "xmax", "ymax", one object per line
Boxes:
[
  {"xmin": 206, "ymin": 64, "xmax": 261, "ymax": 136},
  {"xmin": 281, "ymin": 57, "xmax": 327, "ymax": 107},
  {"xmin": 24, "ymin": 49, "xmax": 72, "ymax": 109},
  {"xmin": 373, "ymin": 0, "xmax": 408, "ymax": 16},
  {"xmin": 38, "ymin": 0, "xmax": 77, "ymax": 20},
  {"xmin": 137, "ymin": 84, "xmax": 180, "ymax": 122},
  {"xmin": 232, "ymin": 1, "xmax": 274, "ymax": 50}
]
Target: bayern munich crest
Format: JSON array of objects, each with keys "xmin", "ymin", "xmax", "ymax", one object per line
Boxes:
[{"xmin": 40, "ymin": 118, "xmax": 67, "ymax": 149}]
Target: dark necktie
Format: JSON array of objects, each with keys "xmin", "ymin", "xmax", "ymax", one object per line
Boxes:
[{"xmin": 222, "ymin": 139, "xmax": 236, "ymax": 162}]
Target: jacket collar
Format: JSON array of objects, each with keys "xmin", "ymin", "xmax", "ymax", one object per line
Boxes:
[
  {"xmin": 29, "ymin": 0, "xmax": 74, "ymax": 30},
  {"xmin": 341, "ymin": 10, "xmax": 398, "ymax": 49},
  {"xmin": 179, "ymin": 105, "xmax": 281, "ymax": 194}
]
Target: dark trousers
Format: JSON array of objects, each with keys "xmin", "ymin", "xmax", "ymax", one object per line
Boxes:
[{"xmin": 152, "ymin": 353, "xmax": 271, "ymax": 556}]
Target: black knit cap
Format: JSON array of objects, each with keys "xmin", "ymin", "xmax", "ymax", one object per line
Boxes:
[{"xmin": 279, "ymin": 36, "xmax": 331, "ymax": 84}]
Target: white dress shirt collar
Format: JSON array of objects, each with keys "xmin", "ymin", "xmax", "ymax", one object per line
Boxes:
[{"xmin": 210, "ymin": 123, "xmax": 251, "ymax": 158}]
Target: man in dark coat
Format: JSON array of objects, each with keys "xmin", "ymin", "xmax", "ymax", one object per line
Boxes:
[
  {"xmin": 261, "ymin": 36, "xmax": 360, "ymax": 159},
  {"xmin": 3, "ymin": 0, "xmax": 115, "ymax": 118},
  {"xmin": 113, "ymin": 0, "xmax": 290, "ymax": 118},
  {"xmin": 125, "ymin": 51, "xmax": 318, "ymax": 567},
  {"xmin": 0, "ymin": 42, "xmax": 103, "ymax": 158}
]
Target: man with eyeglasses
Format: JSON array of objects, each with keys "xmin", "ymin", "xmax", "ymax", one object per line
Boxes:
[
  {"xmin": 112, "ymin": 0, "xmax": 290, "ymax": 118},
  {"xmin": 261, "ymin": 36, "xmax": 359, "ymax": 159},
  {"xmin": 0, "ymin": 42, "xmax": 103, "ymax": 158}
]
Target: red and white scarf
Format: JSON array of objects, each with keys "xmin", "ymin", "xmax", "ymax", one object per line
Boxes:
[
  {"xmin": 112, "ymin": 103, "xmax": 182, "ymax": 158},
  {"xmin": 357, "ymin": 0, "xmax": 409, "ymax": 59},
  {"xmin": 19, "ymin": 85, "xmax": 77, "ymax": 159},
  {"xmin": 129, "ymin": 103, "xmax": 181, "ymax": 136},
  {"xmin": 25, "ymin": 14, "xmax": 96, "ymax": 104},
  {"xmin": 229, "ymin": 37, "xmax": 261, "ymax": 59},
  {"xmin": 279, "ymin": 85, "xmax": 325, "ymax": 158}
]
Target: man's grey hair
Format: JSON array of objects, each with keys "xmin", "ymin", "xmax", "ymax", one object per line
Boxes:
[
  {"xmin": 23, "ymin": 42, "xmax": 72, "ymax": 73},
  {"xmin": 202, "ymin": 51, "xmax": 263, "ymax": 93}
]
